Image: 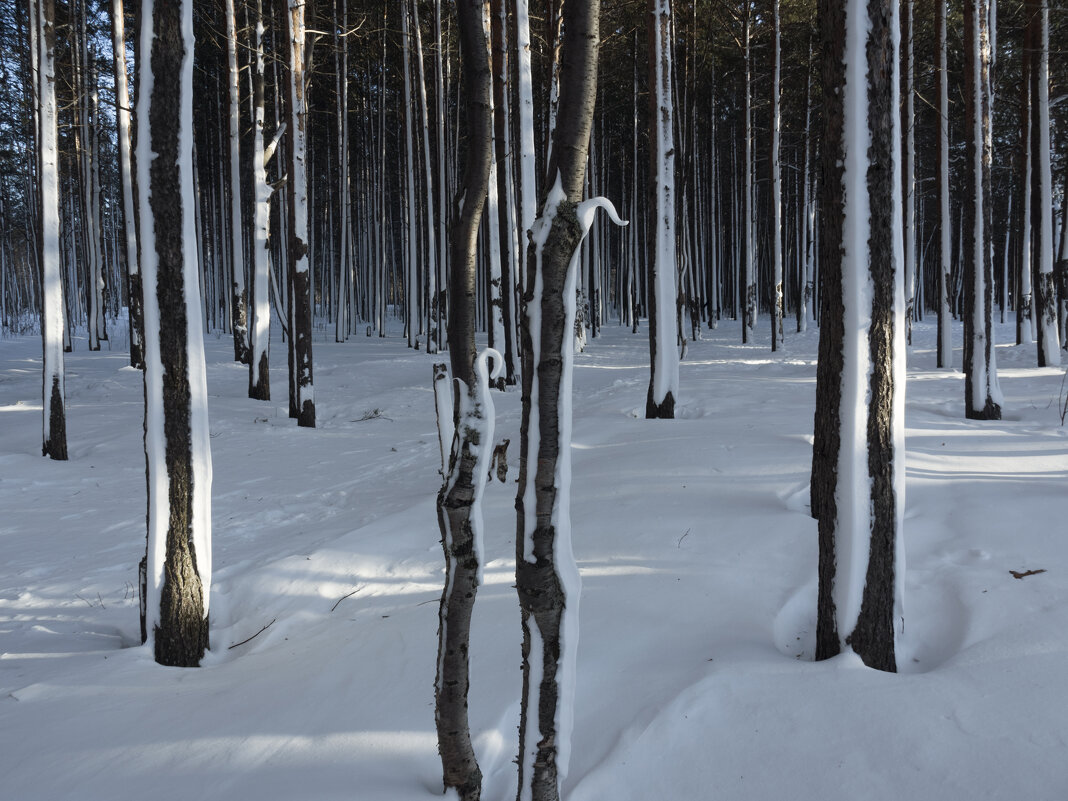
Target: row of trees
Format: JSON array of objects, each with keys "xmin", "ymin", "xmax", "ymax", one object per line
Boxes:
[{"xmin": 12, "ymin": 0, "xmax": 1068, "ymax": 799}]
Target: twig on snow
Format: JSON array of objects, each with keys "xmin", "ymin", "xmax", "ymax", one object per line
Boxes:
[{"xmin": 227, "ymin": 619, "xmax": 276, "ymax": 649}]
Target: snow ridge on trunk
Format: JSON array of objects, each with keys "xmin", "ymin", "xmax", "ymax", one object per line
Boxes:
[{"xmin": 519, "ymin": 174, "xmax": 625, "ymax": 798}]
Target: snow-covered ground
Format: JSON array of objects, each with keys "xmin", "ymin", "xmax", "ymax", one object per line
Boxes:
[{"xmin": 1, "ymin": 317, "xmax": 1066, "ymax": 800}]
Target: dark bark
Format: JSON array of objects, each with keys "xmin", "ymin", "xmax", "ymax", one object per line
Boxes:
[
  {"xmin": 515, "ymin": 3, "xmax": 599, "ymax": 799},
  {"xmin": 146, "ymin": 0, "xmax": 208, "ymax": 668},
  {"xmin": 811, "ymin": 0, "xmax": 845, "ymax": 653},
  {"xmin": 850, "ymin": 0, "xmax": 898, "ymax": 673},
  {"xmin": 491, "ymin": 0, "xmax": 517, "ymax": 386},
  {"xmin": 434, "ymin": 2, "xmax": 493, "ymax": 799}
]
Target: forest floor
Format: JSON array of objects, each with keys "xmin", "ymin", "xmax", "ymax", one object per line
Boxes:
[{"xmin": 1, "ymin": 315, "xmax": 1067, "ymax": 800}]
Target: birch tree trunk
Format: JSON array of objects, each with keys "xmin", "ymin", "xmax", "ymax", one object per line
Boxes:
[
  {"xmin": 812, "ymin": 0, "xmax": 905, "ymax": 671},
  {"xmin": 37, "ymin": 0, "xmax": 67, "ymax": 461},
  {"xmin": 646, "ymin": 0, "xmax": 678, "ymax": 418},
  {"xmin": 138, "ymin": 0, "xmax": 212, "ymax": 668}
]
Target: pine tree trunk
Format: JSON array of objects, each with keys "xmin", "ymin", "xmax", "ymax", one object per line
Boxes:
[
  {"xmin": 936, "ymin": 0, "xmax": 952, "ymax": 367},
  {"xmin": 285, "ymin": 0, "xmax": 315, "ymax": 427},
  {"xmin": 248, "ymin": 0, "xmax": 273, "ymax": 401},
  {"xmin": 963, "ymin": 0, "xmax": 1001, "ymax": 419},
  {"xmin": 646, "ymin": 0, "xmax": 678, "ymax": 418},
  {"xmin": 770, "ymin": 0, "xmax": 783, "ymax": 351},
  {"xmin": 1028, "ymin": 0, "xmax": 1060, "ymax": 365},
  {"xmin": 226, "ymin": 0, "xmax": 249, "ymax": 364},
  {"xmin": 37, "ymin": 0, "xmax": 67, "ymax": 461},
  {"xmin": 812, "ymin": 0, "xmax": 905, "ymax": 671},
  {"xmin": 138, "ymin": 0, "xmax": 212, "ymax": 668}
]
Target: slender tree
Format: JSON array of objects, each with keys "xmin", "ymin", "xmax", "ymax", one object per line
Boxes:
[
  {"xmin": 812, "ymin": 0, "xmax": 905, "ymax": 671},
  {"xmin": 1028, "ymin": 0, "xmax": 1060, "ymax": 365},
  {"xmin": 515, "ymin": 3, "xmax": 624, "ymax": 799},
  {"xmin": 285, "ymin": 0, "xmax": 315, "ymax": 427},
  {"xmin": 770, "ymin": 0, "xmax": 783, "ymax": 350},
  {"xmin": 646, "ymin": 0, "xmax": 679, "ymax": 418},
  {"xmin": 962, "ymin": 0, "xmax": 1002, "ymax": 418},
  {"xmin": 138, "ymin": 0, "xmax": 212, "ymax": 667},
  {"xmin": 37, "ymin": 0, "xmax": 67, "ymax": 461},
  {"xmin": 433, "ymin": 2, "xmax": 495, "ymax": 798},
  {"xmin": 935, "ymin": 0, "xmax": 952, "ymax": 367},
  {"xmin": 111, "ymin": 0, "xmax": 142, "ymax": 370},
  {"xmin": 226, "ymin": 0, "xmax": 250, "ymax": 364}
]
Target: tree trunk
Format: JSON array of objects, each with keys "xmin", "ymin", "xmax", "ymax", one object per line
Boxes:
[
  {"xmin": 138, "ymin": 0, "xmax": 212, "ymax": 668},
  {"xmin": 285, "ymin": 0, "xmax": 315, "ymax": 427},
  {"xmin": 962, "ymin": 0, "xmax": 1002, "ymax": 419},
  {"xmin": 646, "ymin": 0, "xmax": 678, "ymax": 418},
  {"xmin": 248, "ymin": 0, "xmax": 274, "ymax": 402},
  {"xmin": 1028, "ymin": 0, "xmax": 1060, "ymax": 365},
  {"xmin": 515, "ymin": 3, "xmax": 607, "ymax": 799},
  {"xmin": 111, "ymin": 0, "xmax": 143, "ymax": 370},
  {"xmin": 936, "ymin": 0, "xmax": 952, "ymax": 367},
  {"xmin": 812, "ymin": 0, "xmax": 905, "ymax": 671},
  {"xmin": 433, "ymin": 2, "xmax": 495, "ymax": 799},
  {"xmin": 37, "ymin": 0, "xmax": 67, "ymax": 461},
  {"xmin": 226, "ymin": 0, "xmax": 249, "ymax": 364},
  {"xmin": 770, "ymin": 0, "xmax": 783, "ymax": 350}
]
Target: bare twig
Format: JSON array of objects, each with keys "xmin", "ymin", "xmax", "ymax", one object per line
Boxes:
[
  {"xmin": 1010, "ymin": 569, "xmax": 1047, "ymax": 580},
  {"xmin": 227, "ymin": 619, "xmax": 276, "ymax": 649},
  {"xmin": 331, "ymin": 586, "xmax": 363, "ymax": 612}
]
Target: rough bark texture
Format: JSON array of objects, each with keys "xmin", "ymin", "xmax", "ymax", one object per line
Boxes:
[
  {"xmin": 849, "ymin": 0, "xmax": 898, "ymax": 672},
  {"xmin": 147, "ymin": 0, "xmax": 208, "ymax": 668},
  {"xmin": 515, "ymin": 4, "xmax": 599, "ymax": 799},
  {"xmin": 811, "ymin": 0, "xmax": 845, "ymax": 655},
  {"xmin": 433, "ymin": 2, "xmax": 492, "ymax": 798}
]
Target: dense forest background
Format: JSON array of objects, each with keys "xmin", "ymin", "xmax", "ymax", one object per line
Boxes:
[{"xmin": 2, "ymin": 0, "xmax": 1065, "ymax": 348}]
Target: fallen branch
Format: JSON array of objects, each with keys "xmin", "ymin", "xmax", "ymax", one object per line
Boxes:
[{"xmin": 227, "ymin": 619, "xmax": 276, "ymax": 649}]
